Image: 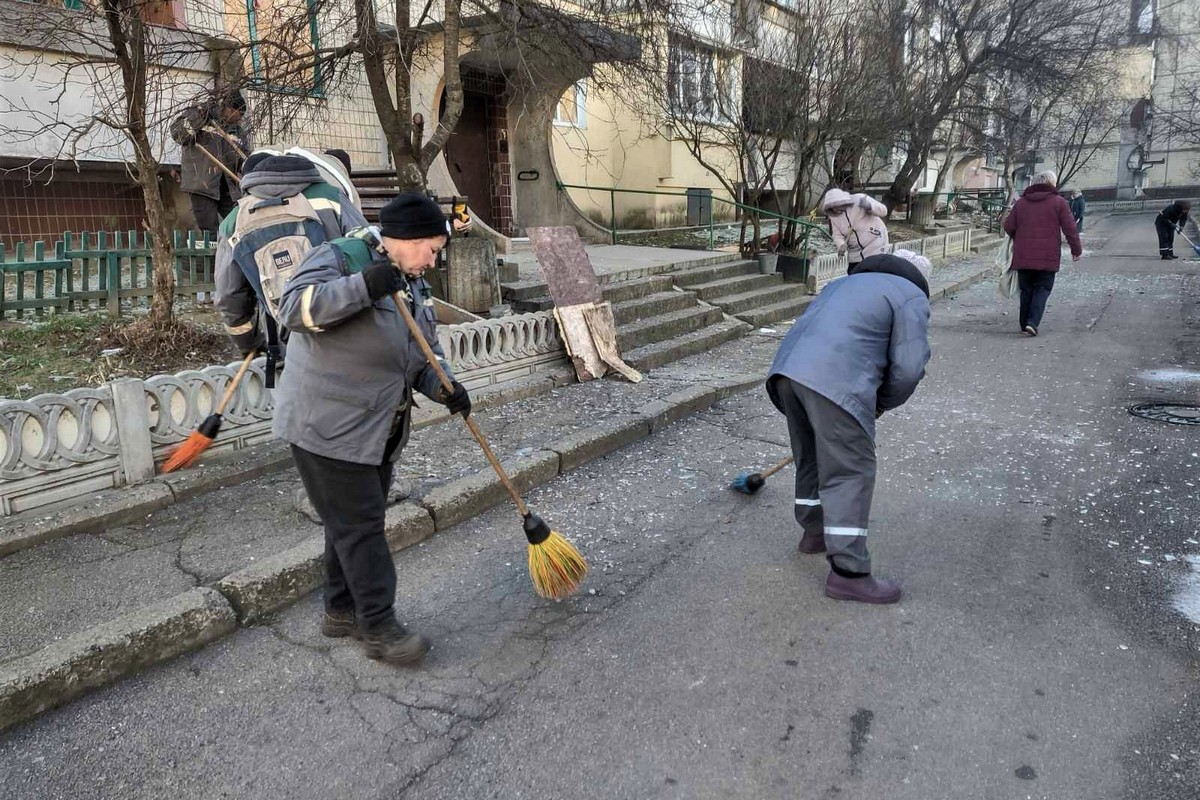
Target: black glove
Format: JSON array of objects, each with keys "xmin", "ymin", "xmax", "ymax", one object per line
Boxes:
[
  {"xmin": 442, "ymin": 380, "xmax": 471, "ymax": 417},
  {"xmin": 362, "ymin": 261, "xmax": 405, "ymax": 301}
]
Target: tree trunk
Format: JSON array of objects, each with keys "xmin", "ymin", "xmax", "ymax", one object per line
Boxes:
[{"xmin": 138, "ymin": 159, "xmax": 175, "ymax": 327}]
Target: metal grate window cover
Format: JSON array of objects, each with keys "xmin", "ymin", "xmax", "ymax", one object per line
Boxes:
[{"xmin": 1128, "ymin": 403, "xmax": 1200, "ymax": 426}]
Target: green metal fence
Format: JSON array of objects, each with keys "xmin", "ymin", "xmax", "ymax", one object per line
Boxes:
[
  {"xmin": 0, "ymin": 230, "xmax": 217, "ymax": 320},
  {"xmin": 554, "ymin": 181, "xmax": 831, "ymax": 252}
]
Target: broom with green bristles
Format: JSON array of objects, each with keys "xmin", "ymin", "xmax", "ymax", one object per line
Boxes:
[{"xmin": 390, "ymin": 289, "xmax": 588, "ymax": 600}]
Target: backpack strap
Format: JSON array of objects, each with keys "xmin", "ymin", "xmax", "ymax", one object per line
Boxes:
[{"xmin": 263, "ymin": 313, "xmax": 281, "ymax": 389}]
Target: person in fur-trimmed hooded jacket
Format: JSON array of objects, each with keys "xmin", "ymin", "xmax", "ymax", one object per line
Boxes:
[{"xmin": 822, "ymin": 188, "xmax": 890, "ymax": 266}]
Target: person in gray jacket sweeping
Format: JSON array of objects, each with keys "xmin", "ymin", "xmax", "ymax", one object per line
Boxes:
[
  {"xmin": 274, "ymin": 193, "xmax": 469, "ymax": 665},
  {"xmin": 766, "ymin": 250, "xmax": 932, "ymax": 604}
]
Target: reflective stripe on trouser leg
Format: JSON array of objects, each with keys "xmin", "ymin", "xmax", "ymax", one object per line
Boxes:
[
  {"xmin": 791, "ymin": 382, "xmax": 877, "ymax": 574},
  {"xmin": 778, "ymin": 379, "xmax": 824, "ymax": 537}
]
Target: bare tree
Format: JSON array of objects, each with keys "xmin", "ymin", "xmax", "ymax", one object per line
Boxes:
[
  {"xmin": 0, "ymin": 0, "xmax": 351, "ymax": 328},
  {"xmin": 873, "ymin": 0, "xmax": 1124, "ymax": 212},
  {"xmin": 1041, "ymin": 85, "xmax": 1125, "ymax": 189}
]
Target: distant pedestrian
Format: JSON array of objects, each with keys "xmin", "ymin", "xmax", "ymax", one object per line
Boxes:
[
  {"xmin": 766, "ymin": 250, "xmax": 933, "ymax": 605},
  {"xmin": 822, "ymin": 189, "xmax": 890, "ymax": 267},
  {"xmin": 1155, "ymin": 200, "xmax": 1191, "ymax": 260},
  {"xmin": 169, "ymin": 90, "xmax": 248, "ymax": 234},
  {"xmin": 1069, "ymin": 190, "xmax": 1086, "ymax": 231},
  {"xmin": 1002, "ymin": 171, "xmax": 1082, "ymax": 337}
]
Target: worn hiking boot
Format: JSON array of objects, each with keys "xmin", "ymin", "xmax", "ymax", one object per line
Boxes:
[
  {"xmin": 798, "ymin": 530, "xmax": 827, "ymax": 554},
  {"xmin": 824, "ymin": 571, "xmax": 902, "ymax": 604},
  {"xmin": 321, "ymin": 610, "xmax": 359, "ymax": 639},
  {"xmin": 361, "ymin": 623, "xmax": 431, "ymax": 666}
]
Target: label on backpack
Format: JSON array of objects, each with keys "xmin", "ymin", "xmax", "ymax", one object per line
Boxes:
[{"xmin": 230, "ymin": 192, "xmax": 327, "ymax": 322}]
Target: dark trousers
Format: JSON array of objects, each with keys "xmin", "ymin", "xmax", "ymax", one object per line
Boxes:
[
  {"xmin": 189, "ymin": 179, "xmax": 236, "ymax": 234},
  {"xmin": 1156, "ymin": 218, "xmax": 1176, "ymax": 256},
  {"xmin": 778, "ymin": 379, "xmax": 877, "ymax": 574},
  {"xmin": 290, "ymin": 426, "xmax": 405, "ymax": 633},
  {"xmin": 1017, "ymin": 269, "xmax": 1056, "ymax": 330}
]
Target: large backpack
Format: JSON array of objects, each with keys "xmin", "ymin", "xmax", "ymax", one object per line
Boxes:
[{"xmin": 228, "ymin": 191, "xmax": 340, "ymax": 386}]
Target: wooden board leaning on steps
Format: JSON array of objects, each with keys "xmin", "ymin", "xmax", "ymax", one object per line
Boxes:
[{"xmin": 553, "ymin": 301, "xmax": 643, "ymax": 384}]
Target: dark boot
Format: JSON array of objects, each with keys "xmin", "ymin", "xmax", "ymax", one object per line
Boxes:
[
  {"xmin": 825, "ymin": 570, "xmax": 902, "ymax": 604},
  {"xmin": 798, "ymin": 530, "xmax": 826, "ymax": 554},
  {"xmin": 321, "ymin": 610, "xmax": 359, "ymax": 639},
  {"xmin": 361, "ymin": 621, "xmax": 431, "ymax": 666}
]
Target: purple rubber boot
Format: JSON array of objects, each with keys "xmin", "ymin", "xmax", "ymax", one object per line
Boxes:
[
  {"xmin": 798, "ymin": 530, "xmax": 826, "ymax": 554},
  {"xmin": 824, "ymin": 571, "xmax": 902, "ymax": 604}
]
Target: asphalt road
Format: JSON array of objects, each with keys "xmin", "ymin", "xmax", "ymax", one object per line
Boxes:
[{"xmin": 1, "ymin": 213, "xmax": 1197, "ymax": 800}]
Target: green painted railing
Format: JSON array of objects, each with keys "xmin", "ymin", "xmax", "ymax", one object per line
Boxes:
[
  {"xmin": 555, "ymin": 181, "xmax": 831, "ymax": 252},
  {"xmin": 0, "ymin": 231, "xmax": 217, "ymax": 320}
]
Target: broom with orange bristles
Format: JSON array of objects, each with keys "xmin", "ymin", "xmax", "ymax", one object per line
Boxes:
[
  {"xmin": 390, "ymin": 288, "xmax": 588, "ymax": 600},
  {"xmin": 161, "ymin": 351, "xmax": 256, "ymax": 473}
]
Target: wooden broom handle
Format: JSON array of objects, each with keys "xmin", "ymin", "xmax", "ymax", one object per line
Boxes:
[
  {"xmin": 202, "ymin": 123, "xmax": 250, "ymax": 160},
  {"xmin": 391, "ymin": 290, "xmax": 530, "ymax": 516},
  {"xmin": 195, "ymin": 143, "xmax": 242, "ymax": 183},
  {"xmin": 761, "ymin": 456, "xmax": 794, "ymax": 479},
  {"xmin": 217, "ymin": 351, "xmax": 256, "ymax": 415}
]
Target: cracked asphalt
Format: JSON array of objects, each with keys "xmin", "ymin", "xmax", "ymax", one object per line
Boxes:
[{"xmin": 2, "ymin": 215, "xmax": 1198, "ymax": 799}]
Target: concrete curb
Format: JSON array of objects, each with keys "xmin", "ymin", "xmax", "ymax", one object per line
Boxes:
[
  {"xmin": 420, "ymin": 451, "xmax": 561, "ymax": 532},
  {"xmin": 931, "ymin": 265, "xmax": 998, "ymax": 300},
  {"xmin": 0, "ymin": 587, "xmax": 237, "ymax": 732}
]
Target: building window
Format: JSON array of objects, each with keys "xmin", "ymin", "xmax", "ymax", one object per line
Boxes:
[
  {"xmin": 554, "ymin": 81, "xmax": 587, "ymax": 129},
  {"xmin": 668, "ymin": 37, "xmax": 736, "ymax": 124},
  {"xmin": 57, "ymin": 0, "xmax": 185, "ymax": 26},
  {"xmin": 1132, "ymin": 0, "xmax": 1154, "ymax": 34},
  {"xmin": 140, "ymin": 0, "xmax": 186, "ymax": 28},
  {"xmin": 245, "ymin": 0, "xmax": 324, "ymax": 97}
]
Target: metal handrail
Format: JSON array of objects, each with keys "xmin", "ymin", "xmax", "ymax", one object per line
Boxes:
[{"xmin": 555, "ymin": 181, "xmax": 830, "ymax": 251}]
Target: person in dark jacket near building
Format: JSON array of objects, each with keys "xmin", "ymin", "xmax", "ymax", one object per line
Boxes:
[
  {"xmin": 766, "ymin": 250, "xmax": 933, "ymax": 605},
  {"xmin": 213, "ymin": 152, "xmax": 368, "ymax": 366},
  {"xmin": 1002, "ymin": 171, "xmax": 1082, "ymax": 336},
  {"xmin": 169, "ymin": 91, "xmax": 248, "ymax": 233},
  {"xmin": 1155, "ymin": 199, "xmax": 1191, "ymax": 259},
  {"xmin": 274, "ymin": 193, "xmax": 466, "ymax": 666},
  {"xmin": 1069, "ymin": 190, "xmax": 1086, "ymax": 231}
]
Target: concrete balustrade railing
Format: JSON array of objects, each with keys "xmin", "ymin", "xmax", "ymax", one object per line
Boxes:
[
  {"xmin": 0, "ymin": 311, "xmax": 568, "ymax": 518},
  {"xmin": 807, "ymin": 228, "xmax": 976, "ymax": 293}
]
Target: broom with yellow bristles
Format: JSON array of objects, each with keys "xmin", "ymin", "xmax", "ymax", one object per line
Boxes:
[
  {"xmin": 161, "ymin": 351, "xmax": 256, "ymax": 473},
  {"xmin": 390, "ymin": 289, "xmax": 587, "ymax": 600}
]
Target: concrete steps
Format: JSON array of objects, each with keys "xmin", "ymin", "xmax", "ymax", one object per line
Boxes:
[
  {"xmin": 624, "ymin": 318, "xmax": 751, "ymax": 372},
  {"xmin": 708, "ymin": 282, "xmax": 808, "ymax": 316},
  {"xmin": 616, "ymin": 305, "xmax": 723, "ymax": 352},
  {"xmin": 670, "ymin": 259, "xmax": 761, "ymax": 288},
  {"xmin": 667, "ymin": 259, "xmax": 813, "ymax": 327},
  {"xmin": 970, "ymin": 232, "xmax": 1004, "ymax": 253},
  {"xmin": 684, "ymin": 273, "xmax": 781, "ymax": 301},
  {"xmin": 610, "ymin": 290, "xmax": 699, "ymax": 325},
  {"xmin": 738, "ymin": 295, "xmax": 814, "ymax": 328},
  {"xmin": 507, "ymin": 275, "xmax": 677, "ymax": 313}
]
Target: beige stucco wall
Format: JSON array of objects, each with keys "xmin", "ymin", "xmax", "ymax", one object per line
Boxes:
[{"xmin": 551, "ymin": 80, "xmax": 739, "ymax": 230}]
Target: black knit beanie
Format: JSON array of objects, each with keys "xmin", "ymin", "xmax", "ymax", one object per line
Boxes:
[{"xmin": 380, "ymin": 193, "xmax": 449, "ymax": 240}]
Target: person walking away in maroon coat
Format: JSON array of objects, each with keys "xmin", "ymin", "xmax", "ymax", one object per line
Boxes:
[{"xmin": 1002, "ymin": 171, "xmax": 1082, "ymax": 336}]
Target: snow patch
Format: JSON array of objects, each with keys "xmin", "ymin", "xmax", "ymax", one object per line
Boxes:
[
  {"xmin": 1173, "ymin": 555, "xmax": 1200, "ymax": 624},
  {"xmin": 1139, "ymin": 368, "xmax": 1200, "ymax": 384}
]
